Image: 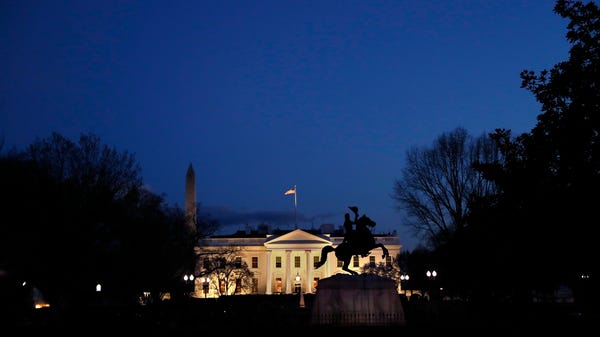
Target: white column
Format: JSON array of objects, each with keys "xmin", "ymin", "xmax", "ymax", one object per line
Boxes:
[
  {"xmin": 285, "ymin": 250, "xmax": 292, "ymax": 294},
  {"xmin": 265, "ymin": 250, "xmax": 272, "ymax": 295},
  {"xmin": 305, "ymin": 250, "xmax": 311, "ymax": 293}
]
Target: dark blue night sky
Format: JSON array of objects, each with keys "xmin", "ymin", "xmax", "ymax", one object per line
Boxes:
[{"xmin": 1, "ymin": 1, "xmax": 570, "ymax": 250}]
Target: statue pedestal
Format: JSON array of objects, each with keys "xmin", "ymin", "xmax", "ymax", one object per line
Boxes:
[{"xmin": 310, "ymin": 274, "xmax": 406, "ymax": 326}]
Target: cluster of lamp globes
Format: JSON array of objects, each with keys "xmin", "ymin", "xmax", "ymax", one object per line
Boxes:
[
  {"xmin": 426, "ymin": 270, "xmax": 437, "ymax": 279},
  {"xmin": 399, "ymin": 270, "xmax": 437, "ymax": 282},
  {"xmin": 184, "ymin": 274, "xmax": 211, "ymax": 282}
]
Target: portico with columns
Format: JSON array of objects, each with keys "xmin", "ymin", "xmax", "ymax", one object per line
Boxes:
[{"xmin": 196, "ymin": 227, "xmax": 401, "ymax": 297}]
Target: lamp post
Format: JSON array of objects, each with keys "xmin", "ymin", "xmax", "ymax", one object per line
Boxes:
[
  {"xmin": 295, "ymin": 273, "xmax": 305, "ymax": 308},
  {"xmin": 426, "ymin": 270, "xmax": 437, "ymax": 300},
  {"xmin": 183, "ymin": 274, "xmax": 194, "ymax": 297},
  {"xmin": 294, "ymin": 273, "xmax": 301, "ymax": 294},
  {"xmin": 200, "ymin": 277, "xmax": 210, "ymax": 298},
  {"xmin": 400, "ymin": 274, "xmax": 410, "ymax": 295}
]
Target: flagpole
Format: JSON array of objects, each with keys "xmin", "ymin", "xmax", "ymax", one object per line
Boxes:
[
  {"xmin": 294, "ymin": 185, "xmax": 297, "ymax": 228},
  {"xmin": 285, "ymin": 185, "xmax": 298, "ymax": 229}
]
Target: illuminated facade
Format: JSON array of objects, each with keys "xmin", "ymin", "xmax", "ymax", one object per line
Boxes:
[
  {"xmin": 184, "ymin": 164, "xmax": 402, "ymax": 297},
  {"xmin": 192, "ymin": 226, "xmax": 402, "ymax": 297}
]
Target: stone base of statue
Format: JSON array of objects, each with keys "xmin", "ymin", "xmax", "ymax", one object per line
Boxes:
[{"xmin": 310, "ymin": 273, "xmax": 406, "ymax": 326}]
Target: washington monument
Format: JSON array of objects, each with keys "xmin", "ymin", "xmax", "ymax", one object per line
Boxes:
[{"xmin": 185, "ymin": 163, "xmax": 196, "ymax": 232}]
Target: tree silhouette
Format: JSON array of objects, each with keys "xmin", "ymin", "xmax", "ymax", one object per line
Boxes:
[
  {"xmin": 471, "ymin": 0, "xmax": 600, "ymax": 303},
  {"xmin": 392, "ymin": 127, "xmax": 499, "ymax": 249},
  {"xmin": 0, "ymin": 132, "xmax": 211, "ymax": 309}
]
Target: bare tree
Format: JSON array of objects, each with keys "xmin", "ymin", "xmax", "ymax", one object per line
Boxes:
[
  {"xmin": 360, "ymin": 259, "xmax": 401, "ymax": 289},
  {"xmin": 195, "ymin": 246, "xmax": 254, "ymax": 296},
  {"xmin": 392, "ymin": 127, "xmax": 498, "ymax": 249}
]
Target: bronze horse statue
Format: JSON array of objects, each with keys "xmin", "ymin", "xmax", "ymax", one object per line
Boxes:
[{"xmin": 315, "ymin": 213, "xmax": 389, "ymax": 275}]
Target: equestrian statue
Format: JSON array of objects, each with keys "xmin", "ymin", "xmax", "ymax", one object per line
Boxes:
[{"xmin": 315, "ymin": 206, "xmax": 389, "ymax": 275}]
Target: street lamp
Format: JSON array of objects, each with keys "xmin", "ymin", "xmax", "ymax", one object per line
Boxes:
[
  {"xmin": 183, "ymin": 274, "xmax": 195, "ymax": 297},
  {"xmin": 294, "ymin": 273, "xmax": 305, "ymax": 308},
  {"xmin": 400, "ymin": 274, "xmax": 410, "ymax": 296},
  {"xmin": 200, "ymin": 277, "xmax": 210, "ymax": 298},
  {"xmin": 294, "ymin": 273, "xmax": 301, "ymax": 294},
  {"xmin": 426, "ymin": 270, "xmax": 437, "ymax": 280},
  {"xmin": 425, "ymin": 270, "xmax": 438, "ymax": 300}
]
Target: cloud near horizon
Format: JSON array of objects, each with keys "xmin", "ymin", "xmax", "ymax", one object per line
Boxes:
[{"xmin": 200, "ymin": 205, "xmax": 339, "ymax": 231}]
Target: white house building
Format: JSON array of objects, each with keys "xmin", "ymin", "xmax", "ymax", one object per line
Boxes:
[
  {"xmin": 184, "ymin": 164, "xmax": 403, "ymax": 298},
  {"xmin": 192, "ymin": 225, "xmax": 402, "ymax": 297}
]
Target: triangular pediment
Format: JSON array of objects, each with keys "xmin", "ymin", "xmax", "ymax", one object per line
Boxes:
[{"xmin": 265, "ymin": 228, "xmax": 331, "ymax": 246}]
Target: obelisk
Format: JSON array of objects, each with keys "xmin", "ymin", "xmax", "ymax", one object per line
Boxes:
[{"xmin": 185, "ymin": 163, "xmax": 197, "ymax": 232}]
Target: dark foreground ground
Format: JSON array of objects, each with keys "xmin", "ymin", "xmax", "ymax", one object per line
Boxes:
[{"xmin": 5, "ymin": 294, "xmax": 597, "ymax": 336}]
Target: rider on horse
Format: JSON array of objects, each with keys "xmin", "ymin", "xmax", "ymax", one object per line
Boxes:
[
  {"xmin": 316, "ymin": 206, "xmax": 388, "ymax": 275},
  {"xmin": 343, "ymin": 206, "xmax": 376, "ymax": 257}
]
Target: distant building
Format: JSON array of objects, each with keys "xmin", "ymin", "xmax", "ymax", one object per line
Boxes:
[{"xmin": 185, "ymin": 165, "xmax": 402, "ymax": 297}]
